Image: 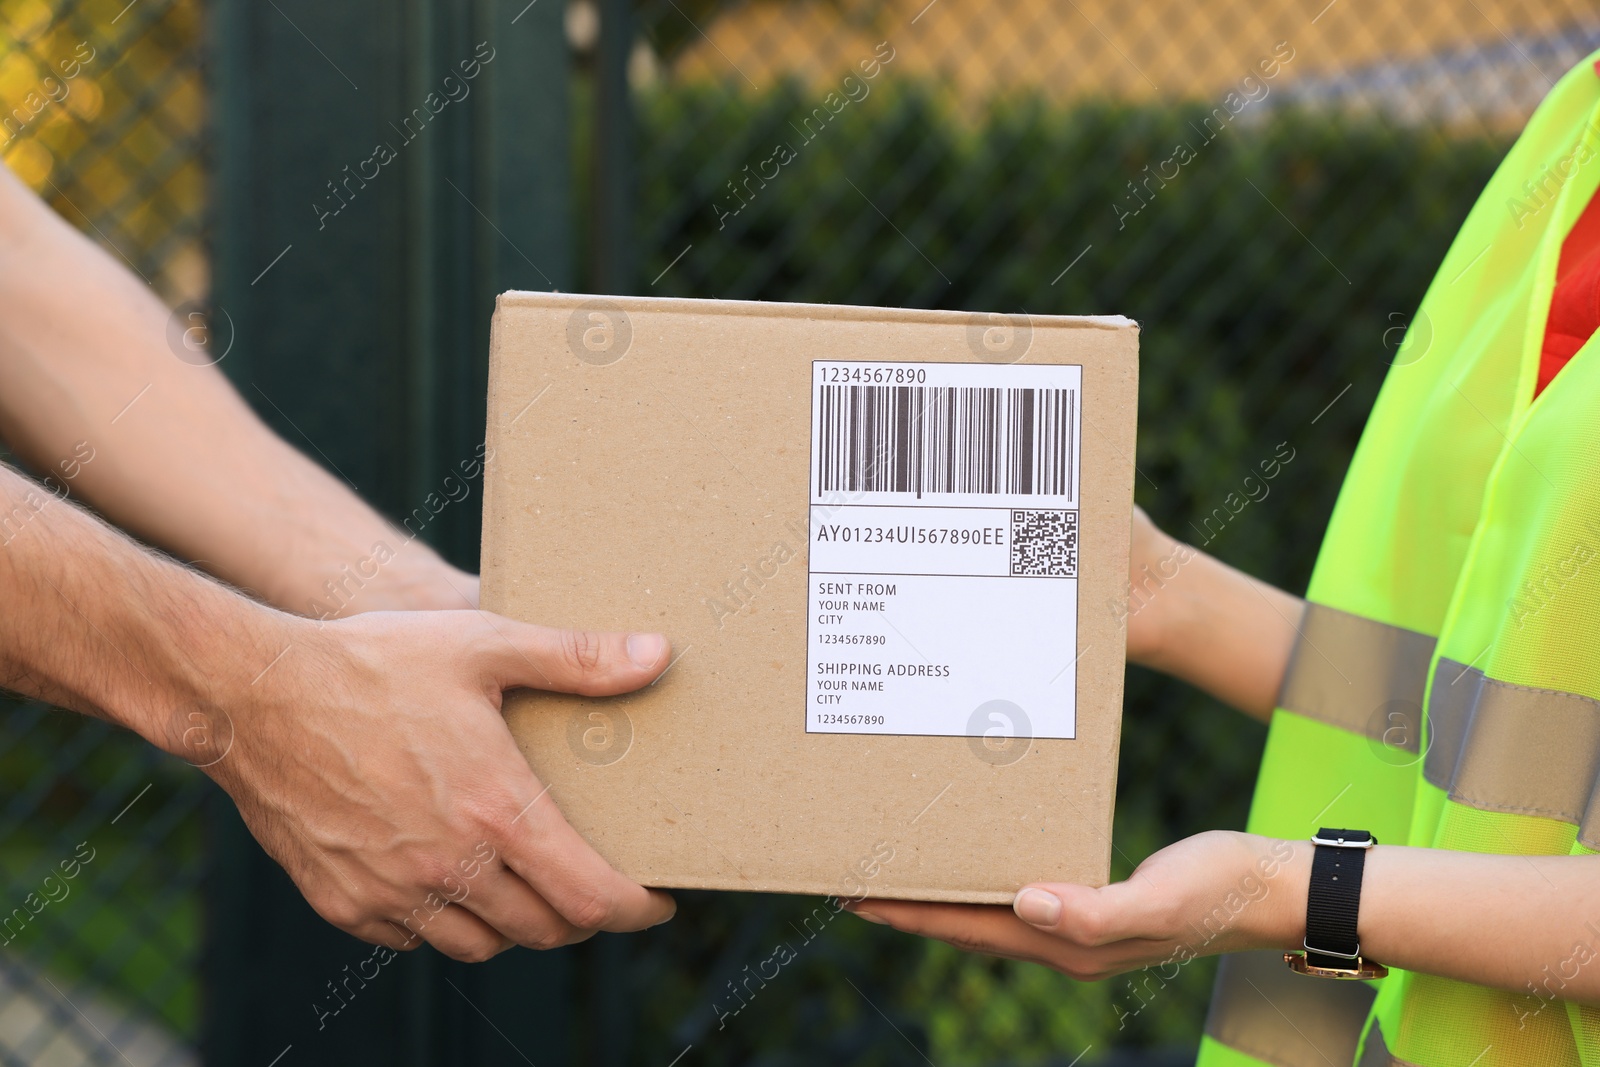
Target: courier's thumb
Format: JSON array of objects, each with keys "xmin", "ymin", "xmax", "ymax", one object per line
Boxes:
[{"xmin": 492, "ymin": 620, "xmax": 671, "ymax": 697}]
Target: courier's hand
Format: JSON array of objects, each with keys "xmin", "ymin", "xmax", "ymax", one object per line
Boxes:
[
  {"xmin": 844, "ymin": 831, "xmax": 1306, "ymax": 980},
  {"xmin": 204, "ymin": 608, "xmax": 676, "ymax": 961}
]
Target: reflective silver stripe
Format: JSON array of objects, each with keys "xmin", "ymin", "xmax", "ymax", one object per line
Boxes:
[
  {"xmin": 1424, "ymin": 659, "xmax": 1600, "ymax": 848},
  {"xmin": 1205, "ymin": 951, "xmax": 1376, "ymax": 1067},
  {"xmin": 1356, "ymin": 1020, "xmax": 1420, "ymax": 1067},
  {"xmin": 1278, "ymin": 604, "xmax": 1437, "ymax": 750}
]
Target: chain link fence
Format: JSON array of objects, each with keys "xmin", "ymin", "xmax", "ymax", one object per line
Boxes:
[{"xmin": 0, "ymin": 0, "xmax": 206, "ymax": 1061}]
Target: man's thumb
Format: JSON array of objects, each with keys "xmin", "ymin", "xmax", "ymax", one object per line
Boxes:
[{"xmin": 491, "ymin": 621, "xmax": 671, "ymax": 696}]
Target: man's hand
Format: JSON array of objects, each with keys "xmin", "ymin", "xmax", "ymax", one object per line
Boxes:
[
  {"xmin": 209, "ymin": 609, "xmax": 676, "ymax": 961},
  {"xmin": 0, "ymin": 168, "xmax": 671, "ymax": 960},
  {"xmin": 0, "ymin": 463, "xmax": 674, "ymax": 961},
  {"xmin": 844, "ymin": 832, "xmax": 1305, "ymax": 980}
]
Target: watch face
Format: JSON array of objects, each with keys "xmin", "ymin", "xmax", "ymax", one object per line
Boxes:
[{"xmin": 1284, "ymin": 952, "xmax": 1389, "ymax": 980}]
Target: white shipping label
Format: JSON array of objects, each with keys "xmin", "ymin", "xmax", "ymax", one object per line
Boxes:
[{"xmin": 805, "ymin": 360, "xmax": 1083, "ymax": 741}]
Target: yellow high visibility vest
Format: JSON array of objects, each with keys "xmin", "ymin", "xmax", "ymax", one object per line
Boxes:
[{"xmin": 1197, "ymin": 51, "xmax": 1600, "ymax": 1067}]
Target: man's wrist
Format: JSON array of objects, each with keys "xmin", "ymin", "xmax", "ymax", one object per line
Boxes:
[
  {"xmin": 288, "ymin": 543, "xmax": 477, "ymax": 618},
  {"xmin": 114, "ymin": 576, "xmax": 307, "ymax": 763},
  {"xmin": 0, "ymin": 464, "xmax": 311, "ymax": 756},
  {"xmin": 363, "ymin": 558, "xmax": 478, "ymax": 612}
]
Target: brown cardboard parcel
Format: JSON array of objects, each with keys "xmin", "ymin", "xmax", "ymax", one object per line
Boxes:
[{"xmin": 481, "ymin": 292, "xmax": 1138, "ymax": 904}]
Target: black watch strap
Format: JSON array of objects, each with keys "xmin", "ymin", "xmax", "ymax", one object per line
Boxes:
[{"xmin": 1299, "ymin": 827, "xmax": 1379, "ymax": 976}]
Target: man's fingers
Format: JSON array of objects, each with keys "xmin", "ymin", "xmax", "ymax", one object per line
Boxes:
[
  {"xmin": 503, "ymin": 826, "xmax": 678, "ymax": 934},
  {"xmin": 487, "ymin": 618, "xmax": 671, "ymax": 697},
  {"xmin": 347, "ymin": 919, "xmax": 422, "ymax": 953},
  {"xmin": 496, "ymin": 787, "xmax": 676, "ymax": 933},
  {"xmin": 351, "ymin": 907, "xmax": 511, "ymax": 964},
  {"xmin": 469, "ymin": 615, "xmax": 678, "ymax": 927},
  {"xmin": 503, "ymin": 839, "xmax": 677, "ymax": 934},
  {"xmin": 456, "ymin": 865, "xmax": 594, "ymax": 951},
  {"xmin": 412, "ymin": 905, "xmax": 516, "ymax": 963}
]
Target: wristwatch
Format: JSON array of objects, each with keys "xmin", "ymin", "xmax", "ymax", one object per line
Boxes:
[{"xmin": 1284, "ymin": 827, "xmax": 1389, "ymax": 979}]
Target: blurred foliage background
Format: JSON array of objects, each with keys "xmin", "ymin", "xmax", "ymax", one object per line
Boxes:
[{"xmin": 0, "ymin": 0, "xmax": 1588, "ymax": 1061}]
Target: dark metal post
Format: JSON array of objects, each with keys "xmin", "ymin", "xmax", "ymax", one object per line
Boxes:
[
  {"xmin": 583, "ymin": 2, "xmax": 638, "ymax": 1058},
  {"xmin": 205, "ymin": 0, "xmax": 575, "ymax": 1060},
  {"xmin": 591, "ymin": 0, "xmax": 636, "ymax": 293}
]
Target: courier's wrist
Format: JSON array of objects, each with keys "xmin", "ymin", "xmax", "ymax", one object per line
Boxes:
[
  {"xmin": 1264, "ymin": 837, "xmax": 1312, "ymax": 950},
  {"xmin": 1128, "ymin": 539, "xmax": 1204, "ymax": 674},
  {"xmin": 1124, "ymin": 522, "xmax": 1194, "ymax": 669},
  {"xmin": 1213, "ymin": 834, "xmax": 1310, "ymax": 952}
]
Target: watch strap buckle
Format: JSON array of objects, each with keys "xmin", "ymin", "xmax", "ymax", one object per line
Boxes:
[
  {"xmin": 1303, "ymin": 936, "xmax": 1363, "ymax": 961},
  {"xmin": 1284, "ymin": 950, "xmax": 1389, "ymax": 980}
]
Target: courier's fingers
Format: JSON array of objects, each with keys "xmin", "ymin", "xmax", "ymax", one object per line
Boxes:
[
  {"xmin": 844, "ymin": 899, "xmax": 1146, "ymax": 980},
  {"xmin": 1011, "ymin": 878, "xmax": 1154, "ymax": 946},
  {"xmin": 485, "ymin": 617, "xmax": 671, "ymax": 696},
  {"xmin": 847, "ymin": 900, "xmax": 1062, "ymax": 961}
]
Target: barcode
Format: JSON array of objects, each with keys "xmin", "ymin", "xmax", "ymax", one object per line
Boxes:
[{"xmin": 816, "ymin": 385, "xmax": 1076, "ymax": 497}]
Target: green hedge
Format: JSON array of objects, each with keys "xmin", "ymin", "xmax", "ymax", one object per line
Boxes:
[{"xmin": 616, "ymin": 82, "xmax": 1508, "ymax": 1064}]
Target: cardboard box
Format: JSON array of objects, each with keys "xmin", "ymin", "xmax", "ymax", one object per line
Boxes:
[{"xmin": 481, "ymin": 293, "xmax": 1137, "ymax": 903}]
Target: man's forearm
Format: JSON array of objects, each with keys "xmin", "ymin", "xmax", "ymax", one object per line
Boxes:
[
  {"xmin": 0, "ymin": 462, "xmax": 286, "ymax": 745},
  {"xmin": 0, "ymin": 165, "xmax": 471, "ymax": 617}
]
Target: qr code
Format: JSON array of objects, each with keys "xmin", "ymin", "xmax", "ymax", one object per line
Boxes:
[{"xmin": 1010, "ymin": 510, "xmax": 1078, "ymax": 578}]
